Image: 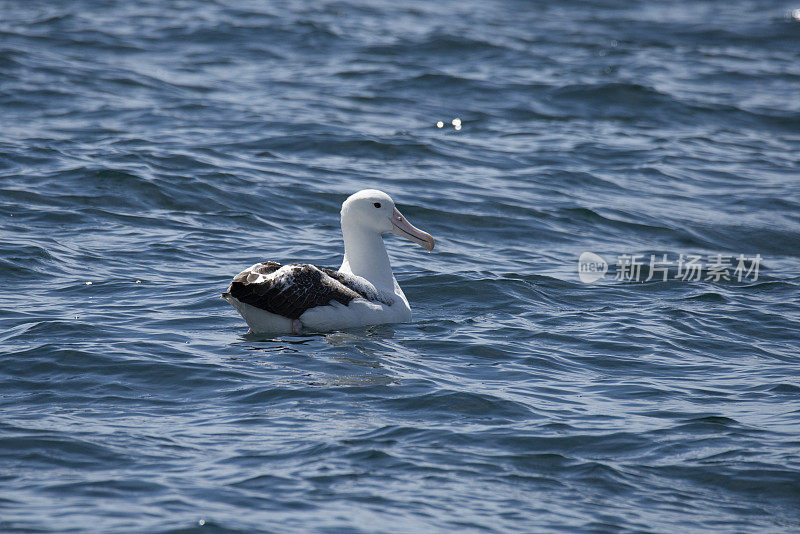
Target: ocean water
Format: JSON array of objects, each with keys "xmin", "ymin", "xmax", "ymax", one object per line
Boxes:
[{"xmin": 2, "ymin": 0, "xmax": 800, "ymax": 531}]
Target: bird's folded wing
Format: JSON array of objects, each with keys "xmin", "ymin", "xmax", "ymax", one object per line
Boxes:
[{"xmin": 225, "ymin": 262, "xmax": 364, "ymax": 320}]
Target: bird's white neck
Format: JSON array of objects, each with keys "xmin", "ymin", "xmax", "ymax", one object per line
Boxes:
[{"xmin": 339, "ymin": 223, "xmax": 395, "ymax": 290}]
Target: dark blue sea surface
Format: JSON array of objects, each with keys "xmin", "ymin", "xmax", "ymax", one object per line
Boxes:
[{"xmin": 2, "ymin": 0, "xmax": 800, "ymax": 532}]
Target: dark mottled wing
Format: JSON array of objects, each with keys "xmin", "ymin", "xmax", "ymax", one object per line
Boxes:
[
  {"xmin": 232, "ymin": 261, "xmax": 282, "ymax": 283},
  {"xmin": 224, "ymin": 262, "xmax": 365, "ymax": 320}
]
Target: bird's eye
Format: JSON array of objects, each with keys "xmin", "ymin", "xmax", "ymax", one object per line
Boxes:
[{"xmin": 373, "ymin": 202, "xmax": 381, "ymax": 208}]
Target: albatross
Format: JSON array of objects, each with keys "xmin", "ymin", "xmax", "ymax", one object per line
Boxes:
[{"xmin": 222, "ymin": 189, "xmax": 435, "ymax": 334}]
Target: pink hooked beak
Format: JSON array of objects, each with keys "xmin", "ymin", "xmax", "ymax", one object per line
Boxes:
[{"xmin": 390, "ymin": 206, "xmax": 435, "ymax": 251}]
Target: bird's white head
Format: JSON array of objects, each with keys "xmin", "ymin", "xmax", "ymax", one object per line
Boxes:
[{"xmin": 341, "ymin": 189, "xmax": 435, "ymax": 251}]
